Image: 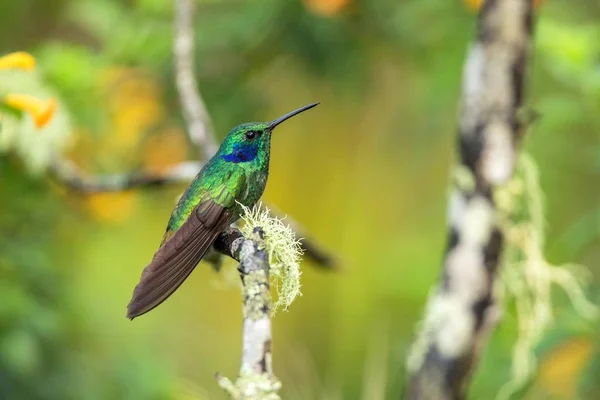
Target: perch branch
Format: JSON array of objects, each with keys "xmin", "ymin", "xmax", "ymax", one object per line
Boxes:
[
  {"xmin": 405, "ymin": 0, "xmax": 534, "ymax": 399},
  {"xmin": 213, "ymin": 227, "xmax": 246, "ymax": 262},
  {"xmin": 174, "ymin": 0, "xmax": 218, "ymax": 160},
  {"xmin": 216, "ymin": 227, "xmax": 281, "ymax": 400}
]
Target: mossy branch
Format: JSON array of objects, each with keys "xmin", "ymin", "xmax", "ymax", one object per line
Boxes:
[
  {"xmin": 213, "ymin": 205, "xmax": 305, "ymax": 398},
  {"xmin": 215, "ymin": 228, "xmax": 281, "ymax": 400},
  {"xmin": 406, "ymin": 0, "xmax": 535, "ymax": 398}
]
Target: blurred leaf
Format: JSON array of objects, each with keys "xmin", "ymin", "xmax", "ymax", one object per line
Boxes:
[
  {"xmin": 38, "ymin": 43, "xmax": 104, "ymax": 128},
  {"xmin": 85, "ymin": 191, "xmax": 138, "ymax": 223},
  {"xmin": 136, "ymin": 0, "xmax": 174, "ymax": 16},
  {"xmin": 0, "ymin": 330, "xmax": 41, "ymax": 377},
  {"xmin": 142, "ymin": 126, "xmax": 188, "ymax": 173},
  {"xmin": 537, "ymin": 19, "xmax": 600, "ymax": 88},
  {"xmin": 535, "ymin": 337, "xmax": 594, "ymax": 399}
]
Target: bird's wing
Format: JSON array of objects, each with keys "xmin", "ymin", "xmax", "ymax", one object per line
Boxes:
[{"xmin": 127, "ymin": 170, "xmax": 246, "ymax": 319}]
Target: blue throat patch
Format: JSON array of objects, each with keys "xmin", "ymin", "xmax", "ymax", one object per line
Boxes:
[{"xmin": 222, "ymin": 143, "xmax": 259, "ymax": 163}]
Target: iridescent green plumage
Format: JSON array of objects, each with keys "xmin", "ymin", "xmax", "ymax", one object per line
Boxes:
[
  {"xmin": 165, "ymin": 122, "xmax": 271, "ymax": 238},
  {"xmin": 127, "ymin": 103, "xmax": 319, "ymax": 319}
]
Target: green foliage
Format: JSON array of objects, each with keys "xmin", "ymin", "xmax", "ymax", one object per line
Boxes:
[
  {"xmin": 0, "ymin": 159, "xmax": 178, "ymax": 399},
  {"xmin": 0, "ymin": 162, "xmax": 78, "ymax": 398},
  {"xmin": 37, "ymin": 43, "xmax": 103, "ymax": 129},
  {"xmin": 537, "ymin": 19, "xmax": 600, "ymax": 89}
]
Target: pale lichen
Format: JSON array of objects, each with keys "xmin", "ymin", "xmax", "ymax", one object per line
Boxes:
[
  {"xmin": 495, "ymin": 153, "xmax": 598, "ymax": 400},
  {"xmin": 216, "ymin": 368, "xmax": 281, "ymax": 400},
  {"xmin": 238, "ymin": 203, "xmax": 303, "ymax": 313},
  {"xmin": 242, "ymin": 267, "xmax": 270, "ymax": 321},
  {"xmin": 407, "ymin": 153, "xmax": 598, "ymax": 397}
]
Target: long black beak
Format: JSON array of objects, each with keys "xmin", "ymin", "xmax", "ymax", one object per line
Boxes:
[{"xmin": 268, "ymin": 102, "xmax": 319, "ymax": 131}]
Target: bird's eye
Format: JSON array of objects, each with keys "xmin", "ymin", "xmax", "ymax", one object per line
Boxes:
[{"xmin": 245, "ymin": 130, "xmax": 257, "ymax": 140}]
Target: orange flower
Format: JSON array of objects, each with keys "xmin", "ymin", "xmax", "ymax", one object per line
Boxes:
[
  {"xmin": 304, "ymin": 0, "xmax": 350, "ymax": 16},
  {"xmin": 3, "ymin": 94, "xmax": 57, "ymax": 128},
  {"xmin": 0, "ymin": 52, "xmax": 36, "ymax": 71},
  {"xmin": 464, "ymin": 0, "xmax": 544, "ymax": 12}
]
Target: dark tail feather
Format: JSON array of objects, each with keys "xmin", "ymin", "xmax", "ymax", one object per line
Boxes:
[{"xmin": 127, "ymin": 209, "xmax": 226, "ymax": 319}]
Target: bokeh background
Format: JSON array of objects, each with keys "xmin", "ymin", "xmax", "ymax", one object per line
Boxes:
[{"xmin": 1, "ymin": 0, "xmax": 600, "ymax": 399}]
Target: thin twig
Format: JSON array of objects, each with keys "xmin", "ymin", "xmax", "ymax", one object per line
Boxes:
[
  {"xmin": 49, "ymin": 158, "xmax": 337, "ymax": 269},
  {"xmin": 405, "ymin": 0, "xmax": 534, "ymax": 399},
  {"xmin": 174, "ymin": 0, "xmax": 218, "ymax": 160},
  {"xmin": 48, "ymin": 159, "xmax": 200, "ymax": 193},
  {"xmin": 216, "ymin": 227, "xmax": 281, "ymax": 400},
  {"xmin": 268, "ymin": 206, "xmax": 338, "ymax": 270}
]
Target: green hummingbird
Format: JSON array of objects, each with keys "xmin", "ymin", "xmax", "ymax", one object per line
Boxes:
[{"xmin": 127, "ymin": 102, "xmax": 319, "ymax": 319}]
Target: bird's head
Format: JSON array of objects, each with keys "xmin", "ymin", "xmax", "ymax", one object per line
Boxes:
[{"xmin": 219, "ymin": 102, "xmax": 319, "ymax": 164}]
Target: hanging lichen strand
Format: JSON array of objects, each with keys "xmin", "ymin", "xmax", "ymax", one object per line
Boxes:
[
  {"xmin": 239, "ymin": 203, "xmax": 303, "ymax": 313},
  {"xmin": 495, "ymin": 153, "xmax": 598, "ymax": 399}
]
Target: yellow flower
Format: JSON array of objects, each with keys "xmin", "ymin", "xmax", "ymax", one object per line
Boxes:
[
  {"xmin": 537, "ymin": 337, "xmax": 594, "ymax": 399},
  {"xmin": 85, "ymin": 191, "xmax": 137, "ymax": 223},
  {"xmin": 0, "ymin": 52, "xmax": 36, "ymax": 71},
  {"xmin": 3, "ymin": 94, "xmax": 57, "ymax": 128}
]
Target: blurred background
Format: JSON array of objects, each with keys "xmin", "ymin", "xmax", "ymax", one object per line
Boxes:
[{"xmin": 1, "ymin": 0, "xmax": 600, "ymax": 399}]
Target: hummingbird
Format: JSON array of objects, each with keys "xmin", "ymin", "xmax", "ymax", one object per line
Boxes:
[{"xmin": 127, "ymin": 102, "xmax": 319, "ymax": 319}]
